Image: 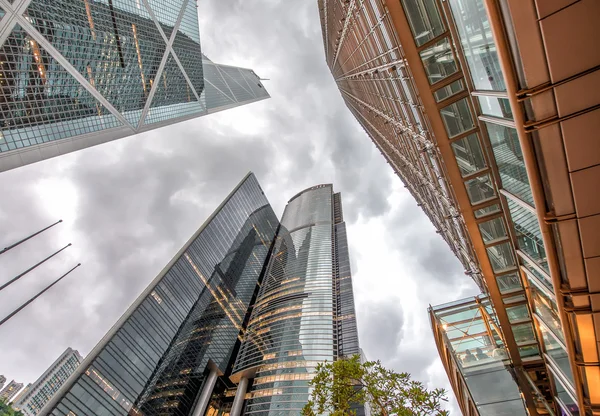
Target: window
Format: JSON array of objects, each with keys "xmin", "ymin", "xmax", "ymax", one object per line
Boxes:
[
  {"xmin": 541, "ymin": 326, "xmax": 574, "ymax": 385},
  {"xmin": 518, "ymin": 345, "xmax": 540, "ymax": 358},
  {"xmin": 420, "ymin": 38, "xmax": 458, "ymax": 84},
  {"xmin": 451, "ymin": 133, "xmax": 487, "ymax": 177},
  {"xmin": 401, "ymin": 0, "xmax": 445, "ymax": 46},
  {"xmin": 486, "ymin": 241, "xmax": 516, "ymax": 272},
  {"xmin": 464, "ymin": 174, "xmax": 496, "ymax": 205},
  {"xmin": 496, "ymin": 272, "xmax": 521, "ymax": 294},
  {"xmin": 478, "ymin": 217, "xmax": 507, "ymax": 243},
  {"xmin": 506, "ymin": 198, "xmax": 549, "ymax": 274},
  {"xmin": 448, "ymin": 0, "xmax": 506, "ymax": 91},
  {"xmin": 478, "ymin": 96, "xmax": 513, "ymax": 120},
  {"xmin": 441, "ymin": 98, "xmax": 475, "ymax": 137},
  {"xmin": 486, "ymin": 122, "xmax": 534, "ymax": 205},
  {"xmin": 474, "ymin": 204, "xmax": 501, "ymax": 218},
  {"xmin": 531, "ymin": 285, "xmax": 564, "ymax": 343},
  {"xmin": 506, "ymin": 304, "xmax": 530, "ymax": 323},
  {"xmin": 512, "ymin": 322, "xmax": 536, "ymax": 345},
  {"xmin": 434, "ymin": 79, "xmax": 465, "ymax": 102}
]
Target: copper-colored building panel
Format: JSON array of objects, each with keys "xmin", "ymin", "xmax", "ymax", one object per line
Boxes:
[
  {"xmin": 579, "ymin": 214, "xmax": 600, "ymax": 258},
  {"xmin": 536, "ymin": 125, "xmax": 575, "ymax": 216},
  {"xmin": 562, "ymin": 108, "xmax": 600, "ymax": 172},
  {"xmin": 530, "ymin": 90, "xmax": 558, "ymax": 120},
  {"xmin": 571, "ymin": 165, "xmax": 600, "ymax": 218},
  {"xmin": 557, "ymin": 219, "xmax": 588, "ymax": 289},
  {"xmin": 504, "ymin": 0, "xmax": 550, "ymax": 87},
  {"xmin": 535, "ymin": 0, "xmax": 579, "ymax": 19},
  {"xmin": 540, "ymin": 0, "xmax": 600, "ymax": 82},
  {"xmin": 554, "ymin": 68, "xmax": 600, "ymax": 117},
  {"xmin": 585, "ymin": 256, "xmax": 600, "ymax": 292}
]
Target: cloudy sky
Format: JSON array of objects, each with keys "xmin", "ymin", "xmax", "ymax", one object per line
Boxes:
[{"xmin": 0, "ymin": 1, "xmax": 479, "ymax": 412}]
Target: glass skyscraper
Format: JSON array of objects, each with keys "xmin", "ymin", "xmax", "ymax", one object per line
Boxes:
[
  {"xmin": 318, "ymin": 0, "xmax": 600, "ymax": 414},
  {"xmin": 40, "ymin": 175, "xmax": 362, "ymax": 416},
  {"xmin": 0, "ymin": 0, "xmax": 269, "ymax": 172},
  {"xmin": 229, "ymin": 185, "xmax": 361, "ymax": 416}
]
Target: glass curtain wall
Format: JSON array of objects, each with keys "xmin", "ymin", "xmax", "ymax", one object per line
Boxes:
[
  {"xmin": 431, "ymin": 296, "xmax": 529, "ymax": 416},
  {"xmin": 233, "ymin": 185, "xmax": 337, "ymax": 415},
  {"xmin": 445, "ymin": 0, "xmax": 577, "ymax": 412},
  {"xmin": 44, "ymin": 174, "xmax": 279, "ymax": 416}
]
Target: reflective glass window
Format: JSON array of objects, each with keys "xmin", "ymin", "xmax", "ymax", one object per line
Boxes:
[
  {"xmin": 465, "ymin": 174, "xmax": 496, "ymax": 205},
  {"xmin": 474, "ymin": 204, "xmax": 501, "ymax": 218},
  {"xmin": 401, "ymin": 0, "xmax": 445, "ymax": 46},
  {"xmin": 503, "ymin": 294, "xmax": 527, "ymax": 304},
  {"xmin": 478, "ymin": 96, "xmax": 513, "ymax": 120},
  {"xmin": 486, "ymin": 122, "xmax": 534, "ymax": 205},
  {"xmin": 451, "ymin": 133, "xmax": 487, "ymax": 177},
  {"xmin": 496, "ymin": 272, "xmax": 522, "ymax": 293},
  {"xmin": 506, "ymin": 304, "xmax": 530, "ymax": 323},
  {"xmin": 478, "ymin": 217, "xmax": 507, "ymax": 243},
  {"xmin": 420, "ymin": 38, "xmax": 458, "ymax": 84},
  {"xmin": 554, "ymin": 375, "xmax": 579, "ymax": 415},
  {"xmin": 518, "ymin": 345, "xmax": 540, "ymax": 358},
  {"xmin": 523, "ymin": 260, "xmax": 553, "ymax": 291},
  {"xmin": 434, "ymin": 79, "xmax": 465, "ymax": 102},
  {"xmin": 541, "ymin": 326, "xmax": 574, "ymax": 385},
  {"xmin": 441, "ymin": 98, "xmax": 475, "ymax": 138},
  {"xmin": 531, "ymin": 285, "xmax": 564, "ymax": 343},
  {"xmin": 487, "ymin": 241, "xmax": 516, "ymax": 272},
  {"xmin": 448, "ymin": 0, "xmax": 506, "ymax": 91},
  {"xmin": 506, "ymin": 198, "xmax": 549, "ymax": 274},
  {"xmin": 512, "ymin": 322, "xmax": 535, "ymax": 345}
]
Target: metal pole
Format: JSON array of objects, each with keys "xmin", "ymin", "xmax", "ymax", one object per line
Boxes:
[
  {"xmin": 0, "ymin": 263, "xmax": 80, "ymax": 327},
  {"xmin": 0, "ymin": 220, "xmax": 62, "ymax": 256},
  {"xmin": 0, "ymin": 243, "xmax": 72, "ymax": 292}
]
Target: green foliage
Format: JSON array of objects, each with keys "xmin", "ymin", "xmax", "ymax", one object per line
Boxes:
[
  {"xmin": 301, "ymin": 355, "xmax": 449, "ymax": 416},
  {"xmin": 0, "ymin": 399, "xmax": 24, "ymax": 416}
]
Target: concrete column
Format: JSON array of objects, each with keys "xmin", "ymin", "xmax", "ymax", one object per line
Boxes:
[
  {"xmin": 191, "ymin": 368, "xmax": 218, "ymax": 416},
  {"xmin": 229, "ymin": 377, "xmax": 249, "ymax": 416}
]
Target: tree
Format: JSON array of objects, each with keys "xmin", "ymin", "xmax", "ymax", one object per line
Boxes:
[
  {"xmin": 301, "ymin": 355, "xmax": 448, "ymax": 416},
  {"xmin": 0, "ymin": 399, "xmax": 24, "ymax": 416}
]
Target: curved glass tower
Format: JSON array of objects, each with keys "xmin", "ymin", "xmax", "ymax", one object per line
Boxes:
[{"xmin": 231, "ymin": 184, "xmax": 361, "ymax": 416}]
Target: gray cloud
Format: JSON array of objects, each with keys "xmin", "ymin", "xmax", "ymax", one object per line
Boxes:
[{"xmin": 359, "ymin": 300, "xmax": 405, "ymax": 360}]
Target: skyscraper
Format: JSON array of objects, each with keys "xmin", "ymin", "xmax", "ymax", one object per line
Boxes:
[
  {"xmin": 41, "ymin": 176, "xmax": 362, "ymax": 416},
  {"xmin": 0, "ymin": 0, "xmax": 269, "ymax": 172},
  {"xmin": 0, "ymin": 380, "xmax": 24, "ymax": 402},
  {"xmin": 13, "ymin": 348, "xmax": 83, "ymax": 416},
  {"xmin": 41, "ymin": 173, "xmax": 278, "ymax": 416},
  {"xmin": 229, "ymin": 185, "xmax": 361, "ymax": 415},
  {"xmin": 319, "ymin": 0, "xmax": 599, "ymax": 414},
  {"xmin": 0, "ymin": 375, "xmax": 6, "ymax": 391}
]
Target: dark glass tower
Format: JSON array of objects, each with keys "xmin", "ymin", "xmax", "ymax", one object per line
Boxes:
[
  {"xmin": 41, "ymin": 180, "xmax": 362, "ymax": 416},
  {"xmin": 41, "ymin": 173, "xmax": 278, "ymax": 416},
  {"xmin": 0, "ymin": 0, "xmax": 269, "ymax": 172}
]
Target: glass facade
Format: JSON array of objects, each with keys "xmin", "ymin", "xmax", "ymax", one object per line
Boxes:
[
  {"xmin": 430, "ymin": 297, "xmax": 528, "ymax": 416},
  {"xmin": 232, "ymin": 185, "xmax": 362, "ymax": 416},
  {"xmin": 43, "ymin": 174, "xmax": 279, "ymax": 416},
  {"xmin": 321, "ymin": 0, "xmax": 597, "ymax": 412},
  {"xmin": 318, "ymin": 0, "xmax": 485, "ymax": 294},
  {"xmin": 0, "ymin": 1, "xmax": 270, "ymax": 172}
]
